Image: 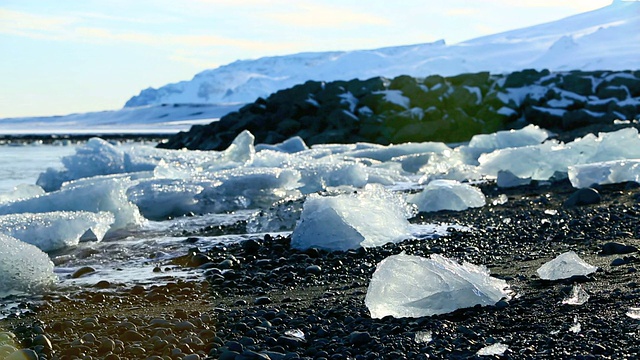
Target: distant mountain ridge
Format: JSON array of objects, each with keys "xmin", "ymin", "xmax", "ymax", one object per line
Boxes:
[{"xmin": 126, "ymin": 0, "xmax": 640, "ymax": 108}]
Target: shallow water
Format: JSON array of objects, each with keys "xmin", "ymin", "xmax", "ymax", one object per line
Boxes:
[{"xmin": 0, "ymin": 142, "xmax": 75, "ymax": 193}]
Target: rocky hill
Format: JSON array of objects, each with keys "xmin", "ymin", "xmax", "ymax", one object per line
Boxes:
[{"xmin": 159, "ymin": 69, "xmax": 640, "ymax": 150}]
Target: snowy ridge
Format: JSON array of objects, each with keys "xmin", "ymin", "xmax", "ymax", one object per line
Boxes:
[
  {"xmin": 0, "ymin": 103, "xmax": 242, "ymax": 135},
  {"xmin": 126, "ymin": 1, "xmax": 639, "ymax": 108}
]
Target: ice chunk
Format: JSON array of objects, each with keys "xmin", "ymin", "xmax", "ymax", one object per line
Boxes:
[
  {"xmin": 297, "ymin": 162, "xmax": 369, "ymax": 194},
  {"xmin": 562, "ymin": 284, "xmax": 590, "ymax": 305},
  {"xmin": 0, "ymin": 184, "xmax": 44, "ymax": 204},
  {"xmin": 414, "ymin": 331, "xmax": 432, "ymax": 344},
  {"xmin": 127, "ymin": 179, "xmax": 206, "ymax": 220},
  {"xmin": 568, "ymin": 160, "xmax": 640, "ymax": 188},
  {"xmin": 476, "ymin": 343, "xmax": 509, "ymax": 356},
  {"xmin": 0, "ymin": 178, "xmax": 143, "ymax": 230},
  {"xmin": 255, "ymin": 136, "xmax": 308, "ymax": 153},
  {"xmin": 38, "ymin": 131, "xmax": 256, "ymax": 191},
  {"xmin": 365, "ymin": 253, "xmax": 511, "ymax": 318},
  {"xmin": 344, "ymin": 142, "xmax": 451, "ymax": 162},
  {"xmin": 569, "ymin": 316, "xmax": 581, "ymax": 333},
  {"xmin": 479, "ymin": 128, "xmax": 640, "ymax": 181},
  {"xmin": 536, "ymin": 251, "xmax": 597, "ymax": 280},
  {"xmin": 496, "ymin": 170, "xmax": 532, "ymax": 188},
  {"xmin": 291, "ymin": 185, "xmax": 414, "ymax": 251},
  {"xmin": 0, "ymin": 233, "xmax": 55, "ymax": 297},
  {"xmin": 408, "ymin": 179, "xmax": 486, "ymax": 212},
  {"xmin": 0, "ymin": 211, "xmax": 115, "ymax": 252},
  {"xmin": 37, "ymin": 138, "xmax": 128, "ymax": 191},
  {"xmin": 625, "ymin": 307, "xmax": 640, "ymax": 319},
  {"xmin": 129, "ymin": 167, "xmax": 301, "ymax": 219},
  {"xmin": 468, "ymin": 124, "xmax": 550, "ymax": 151}
]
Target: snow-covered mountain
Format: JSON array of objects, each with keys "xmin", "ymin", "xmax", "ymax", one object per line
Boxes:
[
  {"xmin": 1, "ymin": 0, "xmax": 637, "ymax": 135},
  {"xmin": 0, "ymin": 104, "xmax": 242, "ymax": 135},
  {"xmin": 126, "ymin": 0, "xmax": 640, "ymax": 108}
]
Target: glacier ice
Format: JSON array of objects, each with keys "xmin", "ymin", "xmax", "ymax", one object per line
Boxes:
[
  {"xmin": 568, "ymin": 159, "xmax": 640, "ymax": 188},
  {"xmin": 0, "ymin": 178, "xmax": 143, "ymax": 230},
  {"xmin": 468, "ymin": 124, "xmax": 550, "ymax": 150},
  {"xmin": 37, "ymin": 131, "xmax": 257, "ymax": 191},
  {"xmin": 408, "ymin": 179, "xmax": 486, "ymax": 212},
  {"xmin": 255, "ymin": 136, "xmax": 308, "ymax": 153},
  {"xmin": 0, "ymin": 233, "xmax": 56, "ymax": 297},
  {"xmin": 536, "ymin": 251, "xmax": 597, "ymax": 280},
  {"xmin": 476, "ymin": 343, "xmax": 509, "ymax": 356},
  {"xmin": 0, "ymin": 184, "xmax": 44, "ymax": 204},
  {"xmin": 129, "ymin": 167, "xmax": 301, "ymax": 220},
  {"xmin": 291, "ymin": 185, "xmax": 415, "ymax": 251},
  {"xmin": 625, "ymin": 307, "xmax": 640, "ymax": 319},
  {"xmin": 479, "ymin": 128, "xmax": 640, "ymax": 181},
  {"xmin": 365, "ymin": 253, "xmax": 510, "ymax": 318},
  {"xmin": 0, "ymin": 211, "xmax": 114, "ymax": 252},
  {"xmin": 562, "ymin": 284, "xmax": 590, "ymax": 305}
]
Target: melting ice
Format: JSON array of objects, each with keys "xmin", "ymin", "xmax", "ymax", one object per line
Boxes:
[
  {"xmin": 365, "ymin": 253, "xmax": 510, "ymax": 318},
  {"xmin": 1, "ymin": 124, "xmax": 639, "ymax": 297},
  {"xmin": 536, "ymin": 251, "xmax": 597, "ymax": 281}
]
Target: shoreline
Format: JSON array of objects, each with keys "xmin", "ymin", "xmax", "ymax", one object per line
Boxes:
[{"xmin": 1, "ymin": 179, "xmax": 639, "ymax": 359}]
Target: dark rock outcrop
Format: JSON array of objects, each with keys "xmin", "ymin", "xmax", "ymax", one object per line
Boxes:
[{"xmin": 159, "ymin": 70, "xmax": 640, "ymax": 150}]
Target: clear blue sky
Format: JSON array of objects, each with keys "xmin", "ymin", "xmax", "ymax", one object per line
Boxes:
[{"xmin": 0, "ymin": 0, "xmax": 612, "ymax": 118}]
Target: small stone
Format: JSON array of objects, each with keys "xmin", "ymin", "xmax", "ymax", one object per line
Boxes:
[
  {"xmin": 219, "ymin": 350, "xmax": 240, "ymax": 360},
  {"xmin": 600, "ymin": 242, "xmax": 638, "ymax": 255},
  {"xmin": 563, "ymin": 188, "xmax": 601, "ymax": 207},
  {"xmin": 592, "ymin": 343, "xmax": 607, "ymax": 354},
  {"xmin": 277, "ymin": 336, "xmax": 305, "ymax": 348},
  {"xmin": 174, "ymin": 321, "xmax": 197, "ymax": 332},
  {"xmin": 6, "ymin": 349, "xmax": 38, "ymax": 360},
  {"xmin": 611, "ymin": 258, "xmax": 628, "ymax": 266},
  {"xmin": 305, "ymin": 265, "xmax": 322, "ymax": 275},
  {"xmin": 31, "ymin": 334, "xmax": 52, "ymax": 350},
  {"xmin": 71, "ymin": 266, "xmax": 96, "ymax": 278},
  {"xmin": 225, "ymin": 341, "xmax": 244, "ymax": 353},
  {"xmin": 94, "ymin": 280, "xmax": 112, "ymax": 289},
  {"xmin": 348, "ymin": 331, "xmax": 372, "ymax": 346},
  {"xmin": 254, "ymin": 296, "xmax": 272, "ymax": 305},
  {"xmin": 242, "ymin": 239, "xmax": 262, "ymax": 254},
  {"xmin": 120, "ymin": 330, "xmax": 145, "ymax": 342}
]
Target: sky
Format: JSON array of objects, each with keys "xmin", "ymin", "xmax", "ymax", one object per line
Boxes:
[{"xmin": 0, "ymin": 0, "xmax": 614, "ymax": 118}]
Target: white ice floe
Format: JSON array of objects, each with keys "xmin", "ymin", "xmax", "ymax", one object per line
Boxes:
[
  {"xmin": 291, "ymin": 185, "xmax": 415, "ymax": 251},
  {"xmin": 0, "ymin": 178, "xmax": 143, "ymax": 230},
  {"xmin": 0, "ymin": 233, "xmax": 56, "ymax": 297},
  {"xmin": 408, "ymin": 179, "xmax": 486, "ymax": 212},
  {"xmin": 536, "ymin": 251, "xmax": 597, "ymax": 280},
  {"xmin": 365, "ymin": 253, "xmax": 510, "ymax": 318},
  {"xmin": 476, "ymin": 343, "xmax": 509, "ymax": 356},
  {"xmin": 562, "ymin": 284, "xmax": 590, "ymax": 305},
  {"xmin": 568, "ymin": 159, "xmax": 640, "ymax": 188},
  {"xmin": 0, "ymin": 211, "xmax": 115, "ymax": 252}
]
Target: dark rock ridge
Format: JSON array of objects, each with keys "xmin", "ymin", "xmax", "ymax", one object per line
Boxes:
[{"xmin": 159, "ymin": 69, "xmax": 640, "ymax": 150}]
